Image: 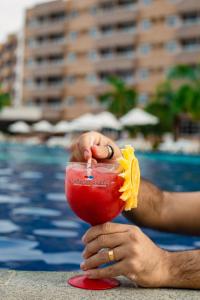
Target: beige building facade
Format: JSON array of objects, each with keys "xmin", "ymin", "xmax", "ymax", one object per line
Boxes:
[
  {"xmin": 0, "ymin": 34, "xmax": 17, "ymax": 101},
  {"xmin": 3, "ymin": 0, "xmax": 200, "ymax": 121}
]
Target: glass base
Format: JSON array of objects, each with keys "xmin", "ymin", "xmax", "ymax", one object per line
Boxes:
[{"xmin": 67, "ymin": 274, "xmax": 120, "ymax": 290}]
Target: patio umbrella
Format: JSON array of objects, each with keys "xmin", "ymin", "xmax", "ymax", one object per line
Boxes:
[
  {"xmin": 95, "ymin": 112, "xmax": 122, "ymax": 130},
  {"xmin": 32, "ymin": 120, "xmax": 54, "ymax": 133},
  {"xmin": 9, "ymin": 121, "xmax": 31, "ymax": 133},
  {"xmin": 70, "ymin": 113, "xmax": 101, "ymax": 131},
  {"xmin": 54, "ymin": 121, "xmax": 71, "ymax": 133},
  {"xmin": 120, "ymin": 108, "xmax": 159, "ymax": 126}
]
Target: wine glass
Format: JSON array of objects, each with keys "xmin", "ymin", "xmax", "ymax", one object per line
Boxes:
[{"xmin": 65, "ymin": 162, "xmax": 125, "ymax": 290}]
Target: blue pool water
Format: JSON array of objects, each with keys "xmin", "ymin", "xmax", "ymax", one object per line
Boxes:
[{"xmin": 0, "ymin": 142, "xmax": 199, "ymax": 271}]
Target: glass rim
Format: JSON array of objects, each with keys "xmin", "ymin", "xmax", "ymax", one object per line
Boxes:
[{"xmin": 66, "ymin": 161, "xmax": 119, "ymax": 168}]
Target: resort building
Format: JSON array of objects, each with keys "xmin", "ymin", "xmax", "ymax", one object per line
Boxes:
[
  {"xmin": 0, "ymin": 34, "xmax": 18, "ymax": 104},
  {"xmin": 1, "ymin": 0, "xmax": 200, "ymax": 121}
]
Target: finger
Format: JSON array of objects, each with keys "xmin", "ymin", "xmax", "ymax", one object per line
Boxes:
[
  {"xmin": 92, "ymin": 144, "xmax": 121, "ymax": 162},
  {"xmin": 81, "ymin": 246, "xmax": 124, "ymax": 270},
  {"xmin": 82, "ymin": 222, "xmax": 129, "ymax": 244},
  {"xmin": 91, "ymin": 145, "xmax": 110, "ymax": 160},
  {"xmin": 78, "ymin": 132, "xmax": 101, "ymax": 161},
  {"xmin": 83, "ymin": 232, "xmax": 126, "ymax": 259},
  {"xmin": 85, "ymin": 262, "xmax": 124, "ymax": 279}
]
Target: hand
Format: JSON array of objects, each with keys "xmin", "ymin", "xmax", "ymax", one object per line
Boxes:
[
  {"xmin": 70, "ymin": 131, "xmax": 121, "ymax": 163},
  {"xmin": 81, "ymin": 222, "xmax": 170, "ymax": 288}
]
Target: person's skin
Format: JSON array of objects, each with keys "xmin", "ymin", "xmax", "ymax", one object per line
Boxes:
[{"xmin": 70, "ymin": 131, "xmax": 200, "ymax": 289}]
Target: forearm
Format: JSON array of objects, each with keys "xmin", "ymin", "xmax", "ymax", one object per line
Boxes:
[
  {"xmin": 162, "ymin": 191, "xmax": 200, "ymax": 235},
  {"xmin": 123, "ymin": 179, "xmax": 167, "ymax": 230},
  {"xmin": 123, "ymin": 179, "xmax": 200, "ymax": 235},
  {"xmin": 165, "ymin": 250, "xmax": 200, "ymax": 289}
]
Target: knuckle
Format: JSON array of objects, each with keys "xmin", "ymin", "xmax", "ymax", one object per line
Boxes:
[
  {"xmin": 99, "ymin": 251, "xmax": 107, "ymax": 263},
  {"xmin": 102, "ymin": 222, "xmax": 111, "ymax": 233},
  {"xmin": 96, "ymin": 235, "xmax": 105, "ymax": 246}
]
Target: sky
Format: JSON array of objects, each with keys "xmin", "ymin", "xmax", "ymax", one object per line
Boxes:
[{"xmin": 0, "ymin": 0, "xmax": 53, "ymax": 43}]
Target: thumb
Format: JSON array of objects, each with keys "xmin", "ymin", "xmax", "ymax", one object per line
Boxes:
[{"xmin": 91, "ymin": 145, "xmax": 110, "ymax": 160}]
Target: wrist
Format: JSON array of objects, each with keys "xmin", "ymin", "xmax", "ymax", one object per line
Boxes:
[{"xmin": 158, "ymin": 249, "xmax": 172, "ymax": 287}]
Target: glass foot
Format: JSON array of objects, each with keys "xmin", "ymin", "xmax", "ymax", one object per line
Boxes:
[{"xmin": 68, "ymin": 274, "xmax": 120, "ymax": 290}]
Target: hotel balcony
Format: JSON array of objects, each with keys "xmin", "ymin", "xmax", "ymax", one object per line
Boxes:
[
  {"xmin": 26, "ymin": 40, "xmax": 66, "ymax": 56},
  {"xmin": 95, "ymin": 53, "xmax": 136, "ymax": 72},
  {"xmin": 24, "ymin": 83, "xmax": 64, "ymax": 98},
  {"xmin": 140, "ymin": 1, "xmax": 176, "ymax": 18},
  {"xmin": 70, "ymin": 0, "xmax": 97, "ymax": 10},
  {"xmin": 96, "ymin": 4, "xmax": 138, "ymax": 26},
  {"xmin": 25, "ymin": 61, "xmax": 65, "ymax": 77},
  {"xmin": 177, "ymin": 0, "xmax": 200, "ymax": 13},
  {"xmin": 175, "ymin": 48, "xmax": 200, "ymax": 64},
  {"xmin": 177, "ymin": 22, "xmax": 200, "ymax": 39},
  {"xmin": 27, "ymin": 0, "xmax": 67, "ymax": 17},
  {"xmin": 66, "ymin": 61, "xmax": 95, "ymax": 75},
  {"xmin": 95, "ymin": 31, "xmax": 137, "ymax": 48},
  {"xmin": 26, "ymin": 20, "xmax": 66, "ymax": 37}
]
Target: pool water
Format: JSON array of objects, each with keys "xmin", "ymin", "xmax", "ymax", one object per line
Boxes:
[{"xmin": 0, "ymin": 142, "xmax": 199, "ymax": 271}]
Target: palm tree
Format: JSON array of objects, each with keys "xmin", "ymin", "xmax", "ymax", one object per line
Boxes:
[
  {"xmin": 99, "ymin": 76, "xmax": 137, "ymax": 118},
  {"xmin": 168, "ymin": 65, "xmax": 200, "ymax": 121},
  {"xmin": 145, "ymin": 65, "xmax": 200, "ymax": 137},
  {"xmin": 145, "ymin": 81, "xmax": 175, "ymax": 134},
  {"xmin": 0, "ymin": 85, "xmax": 10, "ymax": 111}
]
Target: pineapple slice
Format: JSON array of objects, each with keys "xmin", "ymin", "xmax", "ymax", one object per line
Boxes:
[{"xmin": 117, "ymin": 145, "xmax": 140, "ymax": 211}]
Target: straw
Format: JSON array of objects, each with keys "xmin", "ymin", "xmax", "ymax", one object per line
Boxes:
[{"xmin": 86, "ymin": 137, "xmax": 94, "ymax": 177}]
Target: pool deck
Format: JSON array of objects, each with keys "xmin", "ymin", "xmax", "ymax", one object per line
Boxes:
[{"xmin": 0, "ymin": 270, "xmax": 199, "ymax": 300}]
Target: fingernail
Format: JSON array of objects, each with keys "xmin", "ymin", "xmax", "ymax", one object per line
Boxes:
[
  {"xmin": 82, "ymin": 250, "xmax": 86, "ymax": 258},
  {"xmin": 84, "ymin": 271, "xmax": 92, "ymax": 278}
]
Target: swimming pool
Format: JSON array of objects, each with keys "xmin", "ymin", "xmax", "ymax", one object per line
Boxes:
[{"xmin": 0, "ymin": 142, "xmax": 199, "ymax": 271}]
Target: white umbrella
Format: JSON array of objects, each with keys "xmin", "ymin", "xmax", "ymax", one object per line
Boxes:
[
  {"xmin": 70, "ymin": 113, "xmax": 100, "ymax": 131},
  {"xmin": 54, "ymin": 121, "xmax": 71, "ymax": 133},
  {"xmin": 95, "ymin": 112, "xmax": 122, "ymax": 130},
  {"xmin": 32, "ymin": 120, "xmax": 53, "ymax": 133},
  {"xmin": 9, "ymin": 121, "xmax": 30, "ymax": 133},
  {"xmin": 120, "ymin": 108, "xmax": 159, "ymax": 126}
]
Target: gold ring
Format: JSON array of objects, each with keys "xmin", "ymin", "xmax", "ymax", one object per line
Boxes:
[{"xmin": 108, "ymin": 250, "xmax": 115, "ymax": 262}]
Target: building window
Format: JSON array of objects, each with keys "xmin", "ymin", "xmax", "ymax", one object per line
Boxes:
[
  {"xmin": 67, "ymin": 53, "xmax": 76, "ymax": 63},
  {"xmin": 86, "ymin": 95, "xmax": 98, "ymax": 107},
  {"xmin": 166, "ymin": 15, "xmax": 179, "ymax": 27},
  {"xmin": 89, "ymin": 27, "xmax": 99, "ymax": 38},
  {"xmin": 70, "ymin": 10, "xmax": 78, "ymax": 19},
  {"xmin": 90, "ymin": 6, "xmax": 97, "ymax": 15},
  {"xmin": 142, "ymin": 0, "xmax": 152, "ymax": 5},
  {"xmin": 166, "ymin": 40, "xmax": 178, "ymax": 53},
  {"xmin": 139, "ymin": 43, "xmax": 151, "ymax": 55},
  {"xmin": 66, "ymin": 96, "xmax": 75, "ymax": 106},
  {"xmin": 139, "ymin": 69, "xmax": 149, "ymax": 80},
  {"xmin": 86, "ymin": 74, "xmax": 98, "ymax": 84},
  {"xmin": 68, "ymin": 31, "xmax": 78, "ymax": 41},
  {"xmin": 138, "ymin": 93, "xmax": 149, "ymax": 105},
  {"xmin": 88, "ymin": 50, "xmax": 98, "ymax": 61},
  {"xmin": 140, "ymin": 19, "xmax": 152, "ymax": 31},
  {"xmin": 66, "ymin": 75, "xmax": 76, "ymax": 84}
]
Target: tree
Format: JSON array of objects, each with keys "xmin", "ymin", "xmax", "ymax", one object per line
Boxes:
[
  {"xmin": 145, "ymin": 81, "xmax": 175, "ymax": 134},
  {"xmin": 0, "ymin": 85, "xmax": 10, "ymax": 111},
  {"xmin": 168, "ymin": 65, "xmax": 200, "ymax": 121},
  {"xmin": 99, "ymin": 76, "xmax": 137, "ymax": 118},
  {"xmin": 145, "ymin": 64, "xmax": 200, "ymax": 136}
]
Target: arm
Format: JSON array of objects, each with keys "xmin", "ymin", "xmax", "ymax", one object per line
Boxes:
[
  {"xmin": 81, "ymin": 223, "xmax": 200, "ymax": 289},
  {"xmin": 71, "ymin": 131, "xmax": 200, "ymax": 235},
  {"xmin": 165, "ymin": 250, "xmax": 200, "ymax": 289},
  {"xmin": 124, "ymin": 180, "xmax": 200, "ymax": 235}
]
